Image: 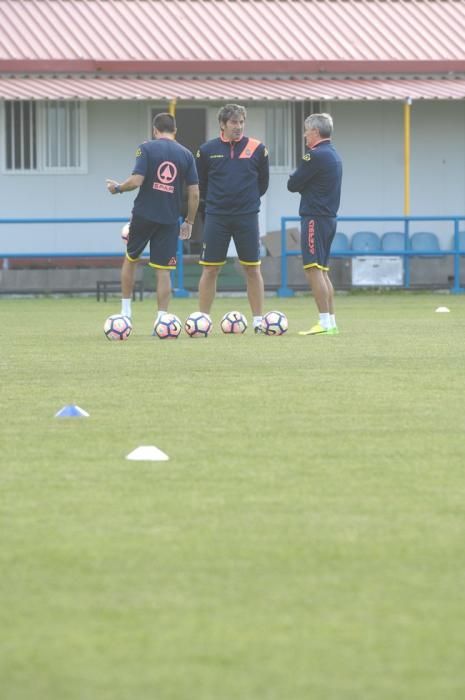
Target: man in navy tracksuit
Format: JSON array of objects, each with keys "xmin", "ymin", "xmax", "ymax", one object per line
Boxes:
[
  {"xmin": 287, "ymin": 113, "xmax": 343, "ymax": 336},
  {"xmin": 107, "ymin": 112, "xmax": 199, "ymax": 327},
  {"xmin": 196, "ymin": 104, "xmax": 269, "ymax": 332}
]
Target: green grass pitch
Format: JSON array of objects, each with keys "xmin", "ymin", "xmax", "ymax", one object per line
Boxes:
[{"xmin": 1, "ymin": 292, "xmax": 464, "ymax": 700}]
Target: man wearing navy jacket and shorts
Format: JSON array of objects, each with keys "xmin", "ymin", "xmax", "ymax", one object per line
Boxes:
[
  {"xmin": 287, "ymin": 113, "xmax": 343, "ymax": 335},
  {"xmin": 196, "ymin": 104, "xmax": 269, "ymax": 332},
  {"xmin": 106, "ymin": 112, "xmax": 199, "ymax": 326}
]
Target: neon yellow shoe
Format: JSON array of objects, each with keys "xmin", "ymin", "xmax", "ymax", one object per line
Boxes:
[
  {"xmin": 327, "ymin": 326, "xmax": 340, "ymax": 335},
  {"xmin": 298, "ymin": 323, "xmax": 329, "ymax": 336}
]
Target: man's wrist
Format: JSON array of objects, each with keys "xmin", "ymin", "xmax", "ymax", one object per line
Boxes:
[
  {"xmin": 114, "ymin": 184, "xmax": 123, "ymax": 194},
  {"xmin": 184, "ymin": 218, "xmax": 194, "ymax": 225}
]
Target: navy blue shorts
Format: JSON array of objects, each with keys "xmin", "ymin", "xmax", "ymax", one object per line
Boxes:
[
  {"xmin": 300, "ymin": 216, "xmax": 337, "ymax": 271},
  {"xmin": 200, "ymin": 213, "xmax": 261, "ymax": 266},
  {"xmin": 127, "ymin": 215, "xmax": 178, "ymax": 269}
]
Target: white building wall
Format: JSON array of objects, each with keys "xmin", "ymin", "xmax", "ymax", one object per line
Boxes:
[
  {"xmin": 1, "ymin": 99, "xmax": 464, "ymax": 254},
  {"xmin": 0, "ymin": 101, "xmax": 153, "ymax": 254}
]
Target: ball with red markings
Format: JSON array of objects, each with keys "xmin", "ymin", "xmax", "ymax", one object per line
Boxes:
[
  {"xmin": 121, "ymin": 222, "xmax": 130, "ymax": 244},
  {"xmin": 153, "ymin": 313, "xmax": 182, "ymax": 339},
  {"xmin": 104, "ymin": 314, "xmax": 132, "ymax": 341},
  {"xmin": 184, "ymin": 312, "xmax": 212, "ymax": 338},
  {"xmin": 220, "ymin": 310, "xmax": 248, "ymax": 334},
  {"xmin": 261, "ymin": 310, "xmax": 288, "ymax": 336}
]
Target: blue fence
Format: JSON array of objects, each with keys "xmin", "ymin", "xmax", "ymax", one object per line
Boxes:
[
  {"xmin": 0, "ymin": 216, "xmax": 189, "ymax": 297},
  {"xmin": 278, "ymin": 215, "xmax": 465, "ymax": 296},
  {"xmin": 2, "ymin": 215, "xmax": 465, "ymax": 296}
]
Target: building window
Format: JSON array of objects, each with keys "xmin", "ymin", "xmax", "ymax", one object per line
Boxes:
[
  {"xmin": 3, "ymin": 100, "xmax": 86, "ymax": 173},
  {"xmin": 45, "ymin": 102, "xmax": 82, "ymax": 169},
  {"xmin": 5, "ymin": 101, "xmax": 37, "ymax": 170},
  {"xmin": 265, "ymin": 103, "xmax": 294, "ymax": 168}
]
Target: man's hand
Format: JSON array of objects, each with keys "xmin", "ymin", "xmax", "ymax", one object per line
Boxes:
[
  {"xmin": 179, "ymin": 221, "xmax": 193, "ymax": 240},
  {"xmin": 106, "ymin": 179, "xmax": 121, "ymax": 194}
]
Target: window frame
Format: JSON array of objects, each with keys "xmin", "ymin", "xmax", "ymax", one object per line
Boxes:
[
  {"xmin": 0, "ymin": 100, "xmax": 88, "ymax": 175},
  {"xmin": 265, "ymin": 102, "xmax": 295, "ymax": 172}
]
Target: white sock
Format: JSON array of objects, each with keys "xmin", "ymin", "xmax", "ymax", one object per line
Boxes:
[
  {"xmin": 156, "ymin": 310, "xmax": 167, "ymax": 322},
  {"xmin": 253, "ymin": 315, "xmax": 263, "ymax": 328},
  {"xmin": 319, "ymin": 313, "xmax": 330, "ymax": 329},
  {"xmin": 330, "ymin": 314, "xmax": 336, "ymax": 329},
  {"xmin": 121, "ymin": 298, "xmax": 132, "ymax": 317}
]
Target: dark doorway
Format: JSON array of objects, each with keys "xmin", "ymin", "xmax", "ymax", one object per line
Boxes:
[
  {"xmin": 174, "ymin": 107, "xmax": 207, "ymax": 155},
  {"xmin": 151, "ymin": 106, "xmax": 206, "ymax": 154}
]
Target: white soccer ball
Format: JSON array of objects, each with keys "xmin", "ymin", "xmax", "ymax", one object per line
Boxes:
[
  {"xmin": 104, "ymin": 314, "xmax": 132, "ymax": 341},
  {"xmin": 220, "ymin": 310, "xmax": 248, "ymax": 334},
  {"xmin": 153, "ymin": 313, "xmax": 182, "ymax": 339},
  {"xmin": 121, "ymin": 222, "xmax": 130, "ymax": 244},
  {"xmin": 261, "ymin": 310, "xmax": 288, "ymax": 336},
  {"xmin": 184, "ymin": 311, "xmax": 212, "ymax": 338}
]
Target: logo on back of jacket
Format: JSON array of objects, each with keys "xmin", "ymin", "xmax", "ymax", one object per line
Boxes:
[{"xmin": 153, "ymin": 161, "xmax": 177, "ymax": 193}]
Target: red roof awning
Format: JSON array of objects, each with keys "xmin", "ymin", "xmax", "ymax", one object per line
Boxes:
[
  {"xmin": 1, "ymin": 76, "xmax": 465, "ymax": 102},
  {"xmin": 2, "ymin": 0, "xmax": 465, "ymax": 67}
]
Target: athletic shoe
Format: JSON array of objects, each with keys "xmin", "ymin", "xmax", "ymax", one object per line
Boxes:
[
  {"xmin": 327, "ymin": 326, "xmax": 340, "ymax": 335},
  {"xmin": 298, "ymin": 323, "xmax": 329, "ymax": 336},
  {"xmin": 254, "ymin": 325, "xmax": 264, "ymax": 334}
]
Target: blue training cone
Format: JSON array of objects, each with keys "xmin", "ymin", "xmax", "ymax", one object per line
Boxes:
[{"xmin": 55, "ymin": 404, "xmax": 90, "ymax": 418}]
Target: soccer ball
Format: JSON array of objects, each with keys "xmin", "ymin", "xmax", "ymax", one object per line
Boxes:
[
  {"xmin": 104, "ymin": 314, "xmax": 132, "ymax": 341},
  {"xmin": 184, "ymin": 311, "xmax": 212, "ymax": 338},
  {"xmin": 121, "ymin": 222, "xmax": 130, "ymax": 244},
  {"xmin": 261, "ymin": 310, "xmax": 288, "ymax": 336},
  {"xmin": 220, "ymin": 310, "xmax": 248, "ymax": 334},
  {"xmin": 153, "ymin": 313, "xmax": 182, "ymax": 339}
]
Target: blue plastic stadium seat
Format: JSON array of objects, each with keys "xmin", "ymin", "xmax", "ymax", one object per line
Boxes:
[
  {"xmin": 331, "ymin": 232, "xmax": 350, "ymax": 253},
  {"xmin": 410, "ymin": 231, "xmax": 440, "ymax": 252},
  {"xmin": 381, "ymin": 231, "xmax": 406, "ymax": 251},
  {"xmin": 351, "ymin": 231, "xmax": 381, "ymax": 252}
]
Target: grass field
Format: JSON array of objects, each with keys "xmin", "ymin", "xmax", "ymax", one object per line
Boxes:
[{"xmin": 1, "ymin": 292, "xmax": 464, "ymax": 700}]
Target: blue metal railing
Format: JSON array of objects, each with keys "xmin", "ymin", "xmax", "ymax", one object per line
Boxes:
[
  {"xmin": 0, "ymin": 216, "xmax": 189, "ymax": 296},
  {"xmin": 278, "ymin": 215, "xmax": 465, "ymax": 296},
  {"xmin": 2, "ymin": 215, "xmax": 465, "ymax": 296}
]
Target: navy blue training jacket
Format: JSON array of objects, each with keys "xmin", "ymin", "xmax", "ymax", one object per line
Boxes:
[
  {"xmin": 196, "ymin": 135, "xmax": 269, "ymax": 216},
  {"xmin": 287, "ymin": 140, "xmax": 342, "ymax": 217},
  {"xmin": 131, "ymin": 138, "xmax": 198, "ymax": 224}
]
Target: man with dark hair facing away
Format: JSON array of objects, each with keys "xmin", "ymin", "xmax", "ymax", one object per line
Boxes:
[{"xmin": 106, "ymin": 112, "xmax": 199, "ymax": 327}]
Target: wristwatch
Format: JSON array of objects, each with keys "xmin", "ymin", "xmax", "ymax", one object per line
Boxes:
[{"xmin": 114, "ymin": 185, "xmax": 122, "ymax": 194}]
